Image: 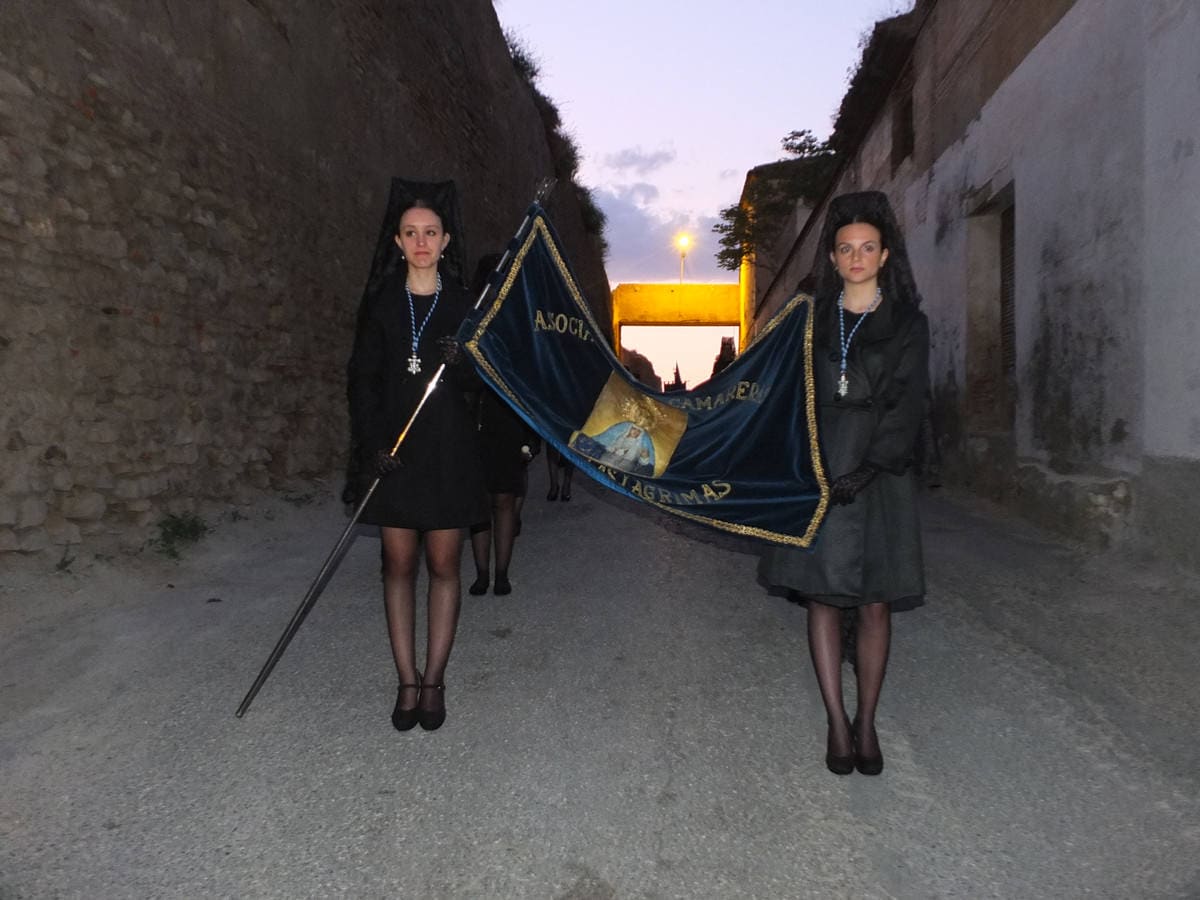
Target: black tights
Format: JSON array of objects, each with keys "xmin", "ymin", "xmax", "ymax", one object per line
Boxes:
[
  {"xmin": 546, "ymin": 449, "xmax": 574, "ymax": 498},
  {"xmin": 807, "ymin": 600, "xmax": 890, "ymax": 759},
  {"xmin": 380, "ymin": 527, "xmax": 463, "ymax": 712},
  {"xmin": 470, "ymin": 492, "xmax": 519, "ymax": 586}
]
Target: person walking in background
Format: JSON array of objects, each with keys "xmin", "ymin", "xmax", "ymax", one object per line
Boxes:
[
  {"xmin": 545, "ymin": 446, "xmax": 575, "ymax": 501},
  {"xmin": 465, "ymin": 254, "xmax": 540, "ymax": 597},
  {"xmin": 346, "ymin": 180, "xmax": 486, "ymax": 733},
  {"xmin": 468, "ymin": 385, "xmax": 539, "ymax": 597},
  {"xmin": 759, "ymin": 191, "xmax": 930, "ymax": 776}
]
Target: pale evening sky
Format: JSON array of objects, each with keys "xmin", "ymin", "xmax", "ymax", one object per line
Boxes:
[{"xmin": 492, "ymin": 0, "xmax": 914, "ymax": 386}]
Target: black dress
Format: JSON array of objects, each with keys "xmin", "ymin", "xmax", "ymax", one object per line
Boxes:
[
  {"xmin": 477, "ymin": 387, "xmax": 539, "ymax": 496},
  {"xmin": 347, "ymin": 272, "xmax": 487, "ymax": 530},
  {"xmin": 758, "ymin": 296, "xmax": 929, "ymax": 610}
]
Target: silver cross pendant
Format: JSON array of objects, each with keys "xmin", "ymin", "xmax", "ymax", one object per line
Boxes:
[{"xmin": 407, "ymin": 355, "xmax": 422, "ymax": 375}]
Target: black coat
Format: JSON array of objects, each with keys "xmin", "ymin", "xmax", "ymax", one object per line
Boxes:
[
  {"xmin": 346, "ymin": 272, "xmax": 487, "ymax": 530},
  {"xmin": 476, "ymin": 387, "xmax": 540, "ymax": 495},
  {"xmin": 759, "ymin": 294, "xmax": 930, "ymax": 609}
]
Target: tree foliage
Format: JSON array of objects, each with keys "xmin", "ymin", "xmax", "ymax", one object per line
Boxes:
[{"xmin": 712, "ymin": 130, "xmax": 838, "ymax": 271}]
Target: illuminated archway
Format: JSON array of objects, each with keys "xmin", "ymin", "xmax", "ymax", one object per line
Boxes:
[{"xmin": 610, "ymin": 283, "xmax": 746, "ymax": 355}]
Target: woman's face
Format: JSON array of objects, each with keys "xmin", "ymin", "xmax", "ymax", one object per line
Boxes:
[
  {"xmin": 830, "ymin": 222, "xmax": 888, "ymax": 286},
  {"xmin": 395, "ymin": 206, "xmax": 451, "ymax": 271}
]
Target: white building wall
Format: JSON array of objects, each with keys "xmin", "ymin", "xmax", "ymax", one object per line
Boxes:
[
  {"xmin": 1134, "ymin": 0, "xmax": 1200, "ymax": 566},
  {"xmin": 904, "ymin": 0, "xmax": 1147, "ymax": 473},
  {"xmin": 1142, "ymin": 0, "xmax": 1200, "ymax": 460}
]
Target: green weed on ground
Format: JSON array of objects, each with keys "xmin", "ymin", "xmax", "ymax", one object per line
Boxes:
[{"xmin": 150, "ymin": 513, "xmax": 210, "ymax": 559}]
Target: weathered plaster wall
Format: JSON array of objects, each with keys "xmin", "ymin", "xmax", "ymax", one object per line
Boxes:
[
  {"xmin": 925, "ymin": 0, "xmax": 1077, "ymax": 161},
  {"xmin": 910, "ymin": 0, "xmax": 1145, "ymax": 470},
  {"xmin": 902, "ymin": 0, "xmax": 1200, "ymax": 558},
  {"xmin": 0, "ymin": 0, "xmax": 609, "ymax": 558},
  {"xmin": 1136, "ymin": 0, "xmax": 1200, "ymax": 568},
  {"xmin": 899, "ymin": 0, "xmax": 1148, "ymax": 545},
  {"xmin": 1141, "ymin": 0, "xmax": 1200, "ymax": 460}
]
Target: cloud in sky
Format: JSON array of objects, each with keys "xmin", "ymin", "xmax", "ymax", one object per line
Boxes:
[
  {"xmin": 592, "ymin": 186, "xmax": 734, "ymax": 286},
  {"xmin": 613, "ymin": 182, "xmax": 659, "ymax": 205},
  {"xmin": 603, "ymin": 146, "xmax": 677, "ymax": 176}
]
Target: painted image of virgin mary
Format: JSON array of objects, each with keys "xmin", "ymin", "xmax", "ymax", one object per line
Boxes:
[{"xmin": 589, "ymin": 421, "xmax": 656, "ymax": 476}]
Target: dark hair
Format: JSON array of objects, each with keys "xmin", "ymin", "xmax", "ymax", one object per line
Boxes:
[
  {"xmin": 812, "ymin": 190, "xmax": 922, "ymax": 308},
  {"xmin": 401, "ymin": 197, "xmax": 447, "ymax": 230}
]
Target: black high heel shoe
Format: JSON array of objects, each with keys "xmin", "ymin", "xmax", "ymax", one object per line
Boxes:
[
  {"xmin": 853, "ymin": 719, "xmax": 884, "ymax": 776},
  {"xmin": 825, "ymin": 716, "xmax": 855, "ymax": 775},
  {"xmin": 560, "ymin": 486, "xmax": 571, "ymax": 501},
  {"xmin": 826, "ymin": 753, "xmax": 855, "ymax": 775},
  {"xmin": 418, "ymin": 683, "xmax": 446, "ymax": 731},
  {"xmin": 468, "ymin": 573, "xmax": 489, "ymax": 596},
  {"xmin": 546, "ymin": 485, "xmax": 559, "ymax": 501},
  {"xmin": 391, "ymin": 679, "xmax": 422, "ymax": 732},
  {"xmin": 493, "ymin": 572, "xmax": 512, "ymax": 596}
]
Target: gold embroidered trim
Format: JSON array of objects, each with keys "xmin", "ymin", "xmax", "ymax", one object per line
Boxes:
[{"xmin": 465, "ymin": 216, "xmax": 828, "ymax": 548}]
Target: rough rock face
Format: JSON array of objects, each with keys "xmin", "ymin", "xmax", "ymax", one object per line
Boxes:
[{"xmin": 0, "ymin": 1, "xmax": 609, "ymax": 559}]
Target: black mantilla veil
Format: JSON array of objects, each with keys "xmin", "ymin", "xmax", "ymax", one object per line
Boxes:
[
  {"xmin": 360, "ymin": 177, "xmax": 469, "ymax": 300},
  {"xmin": 812, "ymin": 190, "xmax": 923, "ymax": 309},
  {"xmin": 342, "ymin": 177, "xmax": 470, "ymax": 504}
]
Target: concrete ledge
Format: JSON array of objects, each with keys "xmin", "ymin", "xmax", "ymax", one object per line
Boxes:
[
  {"xmin": 1133, "ymin": 457, "xmax": 1200, "ymax": 572},
  {"xmin": 950, "ymin": 434, "xmax": 1132, "ymax": 550}
]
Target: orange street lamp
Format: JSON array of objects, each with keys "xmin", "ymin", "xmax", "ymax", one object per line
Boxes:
[{"xmin": 676, "ymin": 234, "xmax": 690, "ymax": 284}]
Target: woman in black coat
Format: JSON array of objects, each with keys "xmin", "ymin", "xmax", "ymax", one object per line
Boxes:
[
  {"xmin": 759, "ymin": 191, "xmax": 930, "ymax": 775},
  {"xmin": 346, "ymin": 180, "xmax": 487, "ymax": 733}
]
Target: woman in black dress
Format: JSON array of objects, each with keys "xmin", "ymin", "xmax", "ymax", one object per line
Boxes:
[
  {"xmin": 347, "ymin": 180, "xmax": 486, "ymax": 732},
  {"xmin": 759, "ymin": 191, "xmax": 930, "ymax": 775},
  {"xmin": 468, "ymin": 385, "xmax": 539, "ymax": 597}
]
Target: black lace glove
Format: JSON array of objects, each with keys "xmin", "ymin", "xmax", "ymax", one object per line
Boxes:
[
  {"xmin": 830, "ymin": 465, "xmax": 877, "ymax": 505},
  {"xmin": 374, "ymin": 448, "xmax": 405, "ymax": 477},
  {"xmin": 437, "ymin": 335, "xmax": 463, "ymax": 367}
]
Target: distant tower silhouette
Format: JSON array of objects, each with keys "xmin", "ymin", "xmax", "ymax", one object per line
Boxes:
[
  {"xmin": 711, "ymin": 336, "xmax": 736, "ymax": 376},
  {"xmin": 665, "ymin": 363, "xmax": 687, "ymax": 393}
]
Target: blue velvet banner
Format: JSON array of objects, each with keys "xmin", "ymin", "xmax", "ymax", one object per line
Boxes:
[{"xmin": 461, "ymin": 205, "xmax": 828, "ymax": 547}]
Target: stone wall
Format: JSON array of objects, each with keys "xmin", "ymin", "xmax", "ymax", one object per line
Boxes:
[{"xmin": 0, "ymin": 0, "xmax": 610, "ymax": 559}]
